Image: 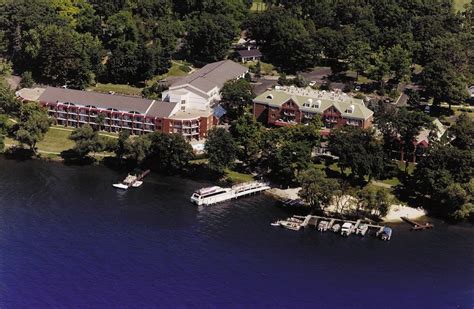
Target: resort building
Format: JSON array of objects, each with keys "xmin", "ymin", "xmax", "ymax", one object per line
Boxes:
[
  {"xmin": 16, "ymin": 60, "xmax": 248, "ymax": 140},
  {"xmin": 253, "ymin": 86, "xmax": 374, "ymax": 129}
]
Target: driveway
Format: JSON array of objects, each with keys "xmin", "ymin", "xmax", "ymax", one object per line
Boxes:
[{"xmin": 252, "ymin": 78, "xmax": 277, "ymax": 96}]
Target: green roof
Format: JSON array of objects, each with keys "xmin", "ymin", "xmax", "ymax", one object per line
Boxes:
[{"xmin": 254, "ymin": 87, "xmax": 373, "ymax": 120}]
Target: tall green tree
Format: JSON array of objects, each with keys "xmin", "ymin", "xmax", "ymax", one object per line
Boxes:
[
  {"xmin": 145, "ymin": 132, "xmax": 194, "ymax": 173},
  {"xmin": 14, "ymin": 103, "xmax": 50, "ymax": 154},
  {"xmin": 421, "ymin": 60, "xmax": 469, "ymax": 108},
  {"xmin": 220, "ymin": 79, "xmax": 255, "ymax": 119},
  {"xmin": 69, "ymin": 124, "xmax": 102, "ymax": 158},
  {"xmin": 183, "ymin": 12, "xmax": 238, "ymax": 64},
  {"xmin": 229, "ymin": 113, "xmax": 262, "ymax": 165},
  {"xmin": 328, "ymin": 126, "xmax": 385, "ymax": 181},
  {"xmin": 298, "ymin": 168, "xmax": 340, "ymax": 210},
  {"xmin": 205, "ymin": 127, "xmax": 238, "ymax": 173}
]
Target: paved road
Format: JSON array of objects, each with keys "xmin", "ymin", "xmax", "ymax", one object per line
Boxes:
[
  {"xmin": 300, "ymin": 67, "xmax": 332, "ymax": 81},
  {"xmin": 252, "ymin": 78, "xmax": 277, "ymax": 96}
]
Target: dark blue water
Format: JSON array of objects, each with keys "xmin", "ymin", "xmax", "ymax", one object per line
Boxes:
[{"xmin": 0, "ymin": 159, "xmax": 472, "ymax": 308}]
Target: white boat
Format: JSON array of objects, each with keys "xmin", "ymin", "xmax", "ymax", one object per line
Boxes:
[
  {"xmin": 113, "ymin": 174, "xmax": 141, "ymax": 190},
  {"xmin": 279, "ymin": 221, "xmax": 301, "ymax": 231},
  {"xmin": 341, "ymin": 222, "xmax": 353, "ymax": 236},
  {"xmin": 271, "ymin": 221, "xmax": 281, "ymax": 227},
  {"xmin": 190, "ymin": 181, "xmax": 270, "ymax": 206}
]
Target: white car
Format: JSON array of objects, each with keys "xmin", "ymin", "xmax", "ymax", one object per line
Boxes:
[{"xmin": 309, "ymin": 81, "xmax": 317, "ymax": 87}]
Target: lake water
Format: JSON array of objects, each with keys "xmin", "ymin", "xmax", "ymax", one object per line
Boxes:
[{"xmin": 0, "ymin": 158, "xmax": 472, "ymax": 308}]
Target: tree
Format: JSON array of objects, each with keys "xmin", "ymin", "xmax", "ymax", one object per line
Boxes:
[
  {"xmin": 376, "ymin": 108, "xmax": 432, "ymax": 171},
  {"xmin": 245, "ymin": 8, "xmax": 317, "ymax": 72},
  {"xmin": 345, "ymin": 40, "xmax": 371, "ymax": 79},
  {"xmin": 367, "ymin": 48, "xmax": 390, "ymax": 92},
  {"xmin": 14, "ymin": 103, "xmax": 50, "ymax": 154},
  {"xmin": 421, "ymin": 60, "xmax": 469, "ymax": 108},
  {"xmin": 19, "ymin": 71, "xmax": 34, "ymax": 88},
  {"xmin": 220, "ymin": 79, "xmax": 255, "ymax": 119},
  {"xmin": 35, "ymin": 25, "xmax": 103, "ymax": 88},
  {"xmin": 450, "ymin": 113, "xmax": 474, "ymax": 150},
  {"xmin": 229, "ymin": 113, "xmax": 262, "ymax": 165},
  {"xmin": 103, "ymin": 10, "xmax": 139, "ymax": 50},
  {"xmin": 0, "ymin": 84, "xmax": 20, "ymax": 115},
  {"xmin": 356, "ymin": 186, "xmax": 392, "ymax": 218},
  {"xmin": 115, "ymin": 129, "xmax": 130, "ymax": 160},
  {"xmin": 145, "ymin": 132, "xmax": 194, "ymax": 173},
  {"xmin": 205, "ymin": 128, "xmax": 238, "ymax": 173},
  {"xmin": 125, "ymin": 135, "xmax": 151, "ymax": 164},
  {"xmin": 69, "ymin": 124, "xmax": 102, "ymax": 158},
  {"xmin": 298, "ymin": 168, "xmax": 340, "ymax": 210},
  {"xmin": 413, "ymin": 144, "xmax": 473, "ymax": 221},
  {"xmin": 385, "ymin": 44, "xmax": 412, "ymax": 82},
  {"xmin": 328, "ymin": 126, "xmax": 385, "ymax": 181},
  {"xmin": 0, "ymin": 133, "xmax": 4, "ymax": 152},
  {"xmin": 183, "ymin": 12, "xmax": 238, "ymax": 64}
]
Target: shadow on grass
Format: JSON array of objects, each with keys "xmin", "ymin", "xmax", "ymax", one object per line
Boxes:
[{"xmin": 60, "ymin": 149, "xmax": 95, "ymax": 166}]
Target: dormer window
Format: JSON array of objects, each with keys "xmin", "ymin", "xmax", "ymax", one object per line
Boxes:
[
  {"xmin": 345, "ymin": 104, "xmax": 355, "ymax": 114},
  {"xmin": 266, "ymin": 94, "xmax": 273, "ymax": 100}
]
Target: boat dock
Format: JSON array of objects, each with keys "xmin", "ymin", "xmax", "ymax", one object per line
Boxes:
[
  {"xmin": 113, "ymin": 169, "xmax": 150, "ymax": 190},
  {"xmin": 401, "ymin": 216, "xmax": 434, "ymax": 231},
  {"xmin": 272, "ymin": 215, "xmax": 392, "ymax": 240}
]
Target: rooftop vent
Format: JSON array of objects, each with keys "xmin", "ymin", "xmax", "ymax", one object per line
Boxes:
[{"xmin": 266, "ymin": 94, "xmax": 273, "ymax": 100}]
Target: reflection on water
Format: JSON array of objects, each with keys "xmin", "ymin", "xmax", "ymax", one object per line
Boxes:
[{"xmin": 0, "ymin": 158, "xmax": 472, "ymax": 307}]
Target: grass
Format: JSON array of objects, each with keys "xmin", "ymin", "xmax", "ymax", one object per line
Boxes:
[
  {"xmin": 36, "ymin": 127, "xmax": 75, "ymax": 153},
  {"xmin": 250, "ymin": 0, "xmax": 267, "ymax": 12},
  {"xmin": 453, "ymin": 0, "xmax": 471, "ymax": 11},
  {"xmin": 88, "ymin": 83, "xmax": 143, "ymax": 96},
  {"xmin": 224, "ymin": 168, "xmax": 255, "ymax": 184},
  {"xmin": 243, "ymin": 60, "xmax": 276, "ymax": 76},
  {"xmin": 146, "ymin": 60, "xmax": 193, "ymax": 86}
]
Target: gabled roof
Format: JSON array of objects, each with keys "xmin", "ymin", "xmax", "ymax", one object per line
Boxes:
[
  {"xmin": 37, "ymin": 87, "xmax": 176, "ymax": 118},
  {"xmin": 237, "ymin": 49, "xmax": 262, "ymax": 58},
  {"xmin": 170, "ymin": 60, "xmax": 248, "ymax": 93},
  {"xmin": 39, "ymin": 87, "xmax": 153, "ymax": 114},
  {"xmin": 254, "ymin": 87, "xmax": 373, "ymax": 120}
]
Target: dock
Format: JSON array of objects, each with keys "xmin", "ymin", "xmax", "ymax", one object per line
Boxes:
[
  {"xmin": 401, "ymin": 216, "xmax": 434, "ymax": 231},
  {"xmin": 273, "ymin": 215, "xmax": 392, "ymax": 240}
]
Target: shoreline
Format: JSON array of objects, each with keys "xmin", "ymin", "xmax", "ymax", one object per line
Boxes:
[
  {"xmin": 266, "ymin": 187, "xmax": 428, "ymax": 223},
  {"xmin": 0, "ymin": 152, "xmax": 431, "ymax": 224}
]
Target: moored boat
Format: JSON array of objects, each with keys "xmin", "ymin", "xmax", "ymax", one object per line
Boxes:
[{"xmin": 190, "ymin": 181, "xmax": 270, "ymax": 206}]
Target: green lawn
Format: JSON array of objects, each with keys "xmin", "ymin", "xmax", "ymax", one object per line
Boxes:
[
  {"xmin": 146, "ymin": 60, "xmax": 193, "ymax": 86},
  {"xmin": 453, "ymin": 0, "xmax": 471, "ymax": 11},
  {"xmin": 224, "ymin": 168, "xmax": 255, "ymax": 184},
  {"xmin": 36, "ymin": 127, "xmax": 75, "ymax": 153},
  {"xmin": 88, "ymin": 83, "xmax": 143, "ymax": 96},
  {"xmin": 251, "ymin": 0, "xmax": 267, "ymax": 12},
  {"xmin": 243, "ymin": 61, "xmax": 276, "ymax": 76}
]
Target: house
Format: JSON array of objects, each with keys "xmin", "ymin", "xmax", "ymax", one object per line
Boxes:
[
  {"xmin": 17, "ymin": 60, "xmax": 249, "ymax": 140},
  {"xmin": 236, "ymin": 47, "xmax": 262, "ymax": 63},
  {"xmin": 408, "ymin": 118, "xmax": 447, "ymax": 162},
  {"xmin": 253, "ymin": 86, "xmax": 374, "ymax": 129}
]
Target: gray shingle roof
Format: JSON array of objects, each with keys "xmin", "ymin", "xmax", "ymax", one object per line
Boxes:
[
  {"xmin": 237, "ymin": 49, "xmax": 262, "ymax": 58},
  {"xmin": 39, "ymin": 87, "xmax": 152, "ymax": 114},
  {"xmin": 38, "ymin": 87, "xmax": 176, "ymax": 118},
  {"xmin": 170, "ymin": 60, "xmax": 248, "ymax": 93}
]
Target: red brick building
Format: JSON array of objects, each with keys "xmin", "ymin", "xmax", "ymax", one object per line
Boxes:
[{"xmin": 254, "ymin": 87, "xmax": 373, "ymax": 129}]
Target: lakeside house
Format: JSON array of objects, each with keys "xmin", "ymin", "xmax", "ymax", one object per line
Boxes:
[
  {"xmin": 253, "ymin": 86, "xmax": 374, "ymax": 129},
  {"xmin": 236, "ymin": 47, "xmax": 262, "ymax": 63},
  {"xmin": 16, "ymin": 60, "xmax": 248, "ymax": 140}
]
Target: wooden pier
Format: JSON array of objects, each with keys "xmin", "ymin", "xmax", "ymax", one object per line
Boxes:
[
  {"xmin": 287, "ymin": 215, "xmax": 389, "ymax": 239},
  {"xmin": 401, "ymin": 216, "xmax": 434, "ymax": 231}
]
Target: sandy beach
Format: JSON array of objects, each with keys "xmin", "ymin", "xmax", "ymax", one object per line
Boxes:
[{"xmin": 266, "ymin": 187, "xmax": 427, "ymax": 222}]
